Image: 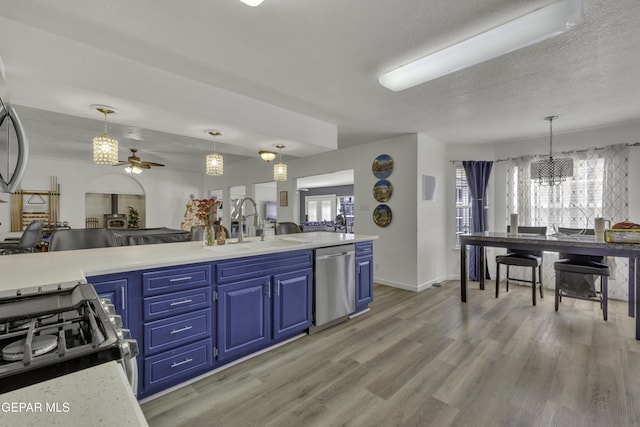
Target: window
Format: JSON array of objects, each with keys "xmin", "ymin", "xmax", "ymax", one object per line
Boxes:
[
  {"xmin": 305, "ymin": 195, "xmax": 336, "ymax": 222},
  {"xmin": 506, "ymin": 145, "xmax": 627, "ymax": 232},
  {"xmin": 455, "ymin": 165, "xmax": 471, "ymax": 247}
]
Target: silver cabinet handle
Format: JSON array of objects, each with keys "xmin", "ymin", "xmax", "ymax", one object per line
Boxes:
[
  {"xmin": 169, "ymin": 276, "xmax": 192, "ymax": 283},
  {"xmin": 121, "ymin": 286, "xmax": 125, "ymax": 310},
  {"xmin": 170, "ymin": 299, "xmax": 193, "ymax": 307},
  {"xmin": 276, "ymin": 280, "xmax": 280, "ymax": 296},
  {"xmin": 170, "ymin": 358, "xmax": 193, "ymax": 368},
  {"xmin": 267, "ymin": 282, "xmax": 271, "ymax": 298},
  {"xmin": 170, "ymin": 325, "xmax": 193, "ymax": 334}
]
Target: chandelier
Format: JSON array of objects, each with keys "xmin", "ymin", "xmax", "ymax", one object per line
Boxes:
[
  {"xmin": 92, "ymin": 106, "xmax": 119, "ymax": 165},
  {"xmin": 530, "ymin": 116, "xmax": 573, "ymax": 186},
  {"xmin": 206, "ymin": 131, "xmax": 223, "ymax": 176},
  {"xmin": 273, "ymin": 145, "xmax": 287, "ymax": 181}
]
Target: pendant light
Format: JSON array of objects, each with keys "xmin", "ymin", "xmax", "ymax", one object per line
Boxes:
[
  {"xmin": 530, "ymin": 116, "xmax": 573, "ymax": 186},
  {"xmin": 206, "ymin": 131, "xmax": 224, "ymax": 176},
  {"xmin": 273, "ymin": 144, "xmax": 287, "ymax": 181},
  {"xmin": 92, "ymin": 106, "xmax": 119, "ymax": 165}
]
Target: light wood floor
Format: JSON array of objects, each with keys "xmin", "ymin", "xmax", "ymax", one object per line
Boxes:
[{"xmin": 141, "ymin": 282, "xmax": 640, "ymax": 427}]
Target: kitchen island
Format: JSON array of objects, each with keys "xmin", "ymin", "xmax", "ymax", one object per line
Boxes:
[
  {"xmin": 0, "ymin": 232, "xmax": 376, "ymax": 402},
  {"xmin": 0, "ymin": 232, "xmax": 375, "ymax": 290}
]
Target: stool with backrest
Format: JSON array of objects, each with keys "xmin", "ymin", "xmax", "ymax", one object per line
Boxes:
[
  {"xmin": 0, "ymin": 220, "xmax": 45, "ymax": 254},
  {"xmin": 495, "ymin": 226, "xmax": 547, "ymax": 305},
  {"xmin": 553, "ymin": 227, "xmax": 609, "ymax": 320},
  {"xmin": 275, "ymin": 222, "xmax": 301, "ymax": 235}
]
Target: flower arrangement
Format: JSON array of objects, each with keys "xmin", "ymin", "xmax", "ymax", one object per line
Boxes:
[{"xmin": 195, "ymin": 197, "xmax": 221, "ymax": 226}]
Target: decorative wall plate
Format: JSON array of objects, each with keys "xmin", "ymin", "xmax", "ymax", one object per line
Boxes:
[
  {"xmin": 373, "ymin": 179, "xmax": 393, "ymax": 202},
  {"xmin": 373, "ymin": 204, "xmax": 392, "ymax": 227},
  {"xmin": 372, "ymin": 154, "xmax": 393, "ymax": 179}
]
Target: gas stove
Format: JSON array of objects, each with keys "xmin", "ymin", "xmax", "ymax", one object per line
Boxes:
[{"xmin": 0, "ymin": 282, "xmax": 138, "ymax": 394}]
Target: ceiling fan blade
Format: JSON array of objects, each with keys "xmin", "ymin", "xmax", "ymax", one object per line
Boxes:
[
  {"xmin": 138, "ymin": 163, "xmax": 152, "ymax": 169},
  {"xmin": 143, "ymin": 161, "xmax": 165, "ymax": 167},
  {"xmin": 113, "ymin": 161, "xmax": 129, "ymax": 166}
]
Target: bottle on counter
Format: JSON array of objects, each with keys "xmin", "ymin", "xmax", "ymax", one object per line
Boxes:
[{"xmin": 216, "ymin": 224, "xmax": 226, "ymax": 245}]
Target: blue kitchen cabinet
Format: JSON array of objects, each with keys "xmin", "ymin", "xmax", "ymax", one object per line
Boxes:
[
  {"xmin": 355, "ymin": 241, "xmax": 374, "ymax": 312},
  {"xmin": 139, "ymin": 263, "xmax": 213, "ymax": 397},
  {"xmin": 272, "ymin": 268, "xmax": 313, "ymax": 340},
  {"xmin": 215, "ymin": 250, "xmax": 314, "ymax": 362},
  {"xmin": 217, "ymin": 276, "xmax": 271, "ymax": 361}
]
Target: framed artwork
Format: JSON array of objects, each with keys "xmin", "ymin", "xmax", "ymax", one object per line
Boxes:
[
  {"xmin": 279, "ymin": 191, "xmax": 288, "ymax": 207},
  {"xmin": 372, "ymin": 154, "xmax": 394, "ymax": 179}
]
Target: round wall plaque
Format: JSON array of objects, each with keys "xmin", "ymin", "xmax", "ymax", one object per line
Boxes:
[
  {"xmin": 373, "ymin": 179, "xmax": 393, "ymax": 202},
  {"xmin": 373, "ymin": 204, "xmax": 392, "ymax": 227},
  {"xmin": 372, "ymin": 154, "xmax": 394, "ymax": 179}
]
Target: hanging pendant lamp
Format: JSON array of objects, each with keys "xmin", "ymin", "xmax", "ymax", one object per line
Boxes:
[
  {"xmin": 206, "ymin": 131, "xmax": 224, "ymax": 176},
  {"xmin": 92, "ymin": 106, "xmax": 119, "ymax": 165},
  {"xmin": 273, "ymin": 145, "xmax": 287, "ymax": 181},
  {"xmin": 530, "ymin": 116, "xmax": 573, "ymax": 186}
]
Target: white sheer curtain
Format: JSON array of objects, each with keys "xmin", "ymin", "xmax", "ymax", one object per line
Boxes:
[{"xmin": 505, "ymin": 143, "xmax": 629, "ymax": 300}]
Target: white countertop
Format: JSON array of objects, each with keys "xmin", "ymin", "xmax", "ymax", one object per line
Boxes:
[
  {"xmin": 0, "ymin": 232, "xmax": 377, "ymax": 292},
  {"xmin": 0, "ymin": 361, "xmax": 148, "ymax": 426}
]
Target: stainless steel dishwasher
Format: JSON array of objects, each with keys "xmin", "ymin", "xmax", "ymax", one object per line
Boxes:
[{"xmin": 313, "ymin": 244, "xmax": 356, "ymax": 331}]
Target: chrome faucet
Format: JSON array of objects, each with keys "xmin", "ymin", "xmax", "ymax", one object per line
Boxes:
[{"xmin": 232, "ymin": 197, "xmax": 259, "ymax": 243}]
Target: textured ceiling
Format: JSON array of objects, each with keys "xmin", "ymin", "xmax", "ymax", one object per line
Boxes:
[{"xmin": 1, "ymin": 0, "xmax": 639, "ymax": 171}]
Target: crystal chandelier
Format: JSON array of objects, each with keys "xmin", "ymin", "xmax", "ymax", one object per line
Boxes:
[
  {"xmin": 530, "ymin": 116, "xmax": 573, "ymax": 186},
  {"xmin": 273, "ymin": 145, "xmax": 287, "ymax": 181},
  {"xmin": 206, "ymin": 131, "xmax": 223, "ymax": 176},
  {"xmin": 92, "ymin": 106, "xmax": 119, "ymax": 165}
]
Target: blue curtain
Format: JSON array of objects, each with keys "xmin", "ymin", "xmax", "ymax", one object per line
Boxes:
[{"xmin": 462, "ymin": 161, "xmax": 493, "ymax": 281}]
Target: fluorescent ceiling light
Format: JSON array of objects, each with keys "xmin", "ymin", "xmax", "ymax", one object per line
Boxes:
[
  {"xmin": 379, "ymin": 0, "xmax": 583, "ymax": 91},
  {"xmin": 239, "ymin": 0, "xmax": 264, "ymax": 6}
]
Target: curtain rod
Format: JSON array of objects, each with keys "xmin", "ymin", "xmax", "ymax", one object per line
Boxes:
[{"xmin": 449, "ymin": 141, "xmax": 640, "ymax": 163}]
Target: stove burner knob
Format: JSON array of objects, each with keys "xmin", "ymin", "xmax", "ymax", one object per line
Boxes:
[
  {"xmin": 101, "ymin": 302, "xmax": 117, "ymax": 317},
  {"xmin": 109, "ymin": 314, "xmax": 123, "ymax": 330},
  {"xmin": 116, "ymin": 328, "xmax": 133, "ymax": 341},
  {"xmin": 120, "ymin": 339, "xmax": 139, "ymax": 358}
]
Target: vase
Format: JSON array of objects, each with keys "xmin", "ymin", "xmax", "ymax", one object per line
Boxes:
[{"xmin": 203, "ymin": 225, "xmax": 215, "ymax": 246}]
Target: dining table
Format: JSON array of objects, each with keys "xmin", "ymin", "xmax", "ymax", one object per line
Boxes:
[{"xmin": 459, "ymin": 231, "xmax": 640, "ymax": 340}]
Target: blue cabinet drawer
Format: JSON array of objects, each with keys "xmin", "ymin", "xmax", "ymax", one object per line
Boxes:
[
  {"xmin": 144, "ymin": 309, "xmax": 211, "ymax": 355},
  {"xmin": 216, "ymin": 250, "xmax": 312, "ymax": 284},
  {"xmin": 355, "ymin": 241, "xmax": 373, "ymax": 257},
  {"xmin": 143, "ymin": 264, "xmax": 211, "ymax": 296},
  {"xmin": 144, "ymin": 339, "xmax": 212, "ymax": 391},
  {"xmin": 144, "ymin": 288, "xmax": 211, "ymax": 322}
]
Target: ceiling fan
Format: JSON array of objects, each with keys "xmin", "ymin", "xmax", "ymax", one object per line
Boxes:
[{"xmin": 115, "ymin": 148, "xmax": 164, "ymax": 174}]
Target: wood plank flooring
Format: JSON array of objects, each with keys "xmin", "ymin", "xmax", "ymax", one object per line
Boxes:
[{"xmin": 141, "ymin": 282, "xmax": 640, "ymax": 426}]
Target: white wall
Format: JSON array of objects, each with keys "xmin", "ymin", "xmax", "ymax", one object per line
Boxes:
[
  {"xmin": 416, "ymin": 134, "xmax": 448, "ymax": 290},
  {"xmin": 0, "ymin": 155, "xmax": 204, "ymax": 239},
  {"xmin": 205, "ymin": 134, "xmax": 423, "ymax": 290},
  {"xmin": 4, "ymin": 120, "xmax": 636, "ymax": 293}
]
